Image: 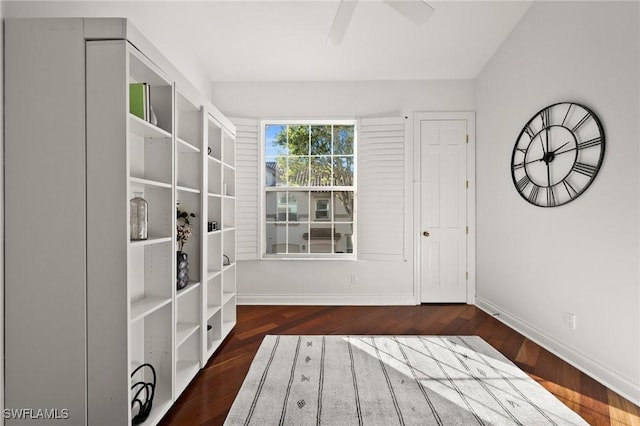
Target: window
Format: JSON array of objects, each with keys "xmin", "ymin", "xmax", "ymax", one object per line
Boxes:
[
  {"xmin": 315, "ymin": 199, "xmax": 330, "ymax": 220},
  {"xmin": 263, "ymin": 121, "xmax": 356, "ymax": 257}
]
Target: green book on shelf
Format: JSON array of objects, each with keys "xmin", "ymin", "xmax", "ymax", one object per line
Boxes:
[{"xmin": 129, "ymin": 83, "xmax": 146, "ymax": 120}]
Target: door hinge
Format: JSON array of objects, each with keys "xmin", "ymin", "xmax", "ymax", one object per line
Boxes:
[
  {"xmin": 465, "ymin": 180, "xmax": 469, "ymax": 189},
  {"xmin": 466, "ymin": 134, "xmax": 469, "ymax": 143},
  {"xmin": 466, "ymin": 226, "xmax": 469, "ymax": 234},
  {"xmin": 465, "ymin": 272, "xmax": 469, "ymax": 280}
]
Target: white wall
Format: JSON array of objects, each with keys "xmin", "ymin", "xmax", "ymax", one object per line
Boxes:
[
  {"xmin": 213, "ymin": 80, "xmax": 474, "ymax": 119},
  {"xmin": 475, "ymin": 1, "xmax": 640, "ymax": 404},
  {"xmin": 1, "ymin": 2, "xmax": 5, "ymax": 423},
  {"xmin": 212, "ymin": 80, "xmax": 475, "ymax": 304},
  {"xmin": 3, "ymin": 1, "xmax": 212, "ymax": 95}
]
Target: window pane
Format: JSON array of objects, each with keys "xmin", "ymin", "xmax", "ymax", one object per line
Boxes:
[
  {"xmin": 334, "ymin": 223, "xmax": 354, "ymax": 253},
  {"xmin": 265, "ymin": 191, "xmax": 287, "ymax": 221},
  {"xmin": 263, "ymin": 122, "xmax": 356, "ymax": 258},
  {"xmin": 287, "ymin": 157, "xmax": 309, "ymax": 187},
  {"xmin": 311, "ymin": 191, "xmax": 331, "ymax": 221},
  {"xmin": 265, "ymin": 156, "xmax": 286, "ymax": 187},
  {"xmin": 288, "ymin": 191, "xmax": 309, "ymax": 221},
  {"xmin": 333, "ymin": 156, "xmax": 354, "ymax": 186},
  {"xmin": 265, "ymin": 223, "xmax": 287, "ymax": 254},
  {"xmin": 333, "ymin": 191, "xmax": 353, "ymax": 222},
  {"xmin": 308, "ymin": 224, "xmax": 333, "ymax": 254},
  {"xmin": 265, "ymin": 125, "xmax": 287, "ymax": 156},
  {"xmin": 277, "ymin": 192, "xmax": 290, "ymax": 221},
  {"xmin": 287, "ymin": 125, "xmax": 310, "ymax": 156},
  {"xmin": 333, "ymin": 125, "xmax": 354, "ymax": 155},
  {"xmin": 287, "ymin": 222, "xmax": 307, "ymax": 253},
  {"xmin": 311, "ymin": 125, "xmax": 332, "ymax": 155},
  {"xmin": 310, "ymin": 156, "xmax": 332, "ymax": 186}
]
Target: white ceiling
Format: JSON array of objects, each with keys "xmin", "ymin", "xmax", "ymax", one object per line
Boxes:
[{"xmin": 4, "ymin": 1, "xmax": 533, "ymax": 82}]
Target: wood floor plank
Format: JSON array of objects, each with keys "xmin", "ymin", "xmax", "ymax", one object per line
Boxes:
[
  {"xmin": 158, "ymin": 305, "xmax": 640, "ymax": 425},
  {"xmin": 515, "ymin": 337, "xmax": 541, "ymax": 369},
  {"xmin": 609, "ymin": 390, "xmax": 640, "ymax": 426}
]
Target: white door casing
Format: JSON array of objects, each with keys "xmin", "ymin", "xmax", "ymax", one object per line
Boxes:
[{"xmin": 414, "ymin": 112, "xmax": 475, "ymax": 303}]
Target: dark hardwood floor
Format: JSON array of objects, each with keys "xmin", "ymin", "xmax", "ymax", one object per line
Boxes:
[{"xmin": 159, "ymin": 305, "xmax": 640, "ymax": 425}]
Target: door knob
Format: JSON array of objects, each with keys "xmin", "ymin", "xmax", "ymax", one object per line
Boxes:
[{"xmin": 423, "ymin": 231, "xmax": 430, "ymax": 237}]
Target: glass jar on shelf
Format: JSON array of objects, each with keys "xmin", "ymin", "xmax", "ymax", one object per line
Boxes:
[{"xmin": 130, "ymin": 192, "xmax": 148, "ymax": 240}]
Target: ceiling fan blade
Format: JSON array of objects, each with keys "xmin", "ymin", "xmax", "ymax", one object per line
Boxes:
[
  {"xmin": 327, "ymin": 0, "xmax": 359, "ymax": 46},
  {"xmin": 383, "ymin": 0, "xmax": 434, "ymax": 25}
]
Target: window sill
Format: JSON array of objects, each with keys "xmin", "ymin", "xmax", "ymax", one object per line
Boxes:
[{"xmin": 261, "ymin": 254, "xmax": 357, "ymax": 261}]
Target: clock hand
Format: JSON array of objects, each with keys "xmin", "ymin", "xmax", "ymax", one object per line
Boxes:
[
  {"xmin": 546, "ymin": 159, "xmax": 551, "ymax": 187},
  {"xmin": 554, "ymin": 146, "xmax": 578, "ymax": 156},
  {"xmin": 524, "ymin": 156, "xmax": 545, "ymax": 165},
  {"xmin": 523, "ymin": 143, "xmax": 571, "ymax": 166},
  {"xmin": 545, "ymin": 127, "xmax": 550, "ymax": 154},
  {"xmin": 551, "ymin": 141, "xmax": 571, "ymax": 154},
  {"xmin": 540, "ymin": 136, "xmax": 547, "ymax": 155},
  {"xmin": 523, "ymin": 141, "xmax": 573, "ymax": 165}
]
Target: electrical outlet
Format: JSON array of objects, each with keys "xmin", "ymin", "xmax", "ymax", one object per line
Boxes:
[
  {"xmin": 563, "ymin": 312, "xmax": 577, "ymax": 330},
  {"xmin": 350, "ymin": 274, "xmax": 356, "ymax": 284}
]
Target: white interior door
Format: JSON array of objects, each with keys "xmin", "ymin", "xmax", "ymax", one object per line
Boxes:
[{"xmin": 419, "ymin": 119, "xmax": 468, "ymax": 303}]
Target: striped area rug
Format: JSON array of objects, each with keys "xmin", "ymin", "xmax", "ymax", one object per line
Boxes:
[{"xmin": 224, "ymin": 335, "xmax": 588, "ymax": 425}]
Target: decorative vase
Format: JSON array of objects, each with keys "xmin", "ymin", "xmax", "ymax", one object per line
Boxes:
[
  {"xmin": 149, "ymin": 105, "xmax": 158, "ymax": 126},
  {"xmin": 130, "ymin": 192, "xmax": 148, "ymax": 241},
  {"xmin": 177, "ymin": 251, "xmax": 189, "ymax": 290}
]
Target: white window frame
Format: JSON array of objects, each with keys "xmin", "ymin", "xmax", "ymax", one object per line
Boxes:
[{"xmin": 260, "ymin": 119, "xmax": 357, "ymax": 259}]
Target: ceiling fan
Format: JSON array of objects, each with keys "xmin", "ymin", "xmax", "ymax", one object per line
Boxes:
[{"xmin": 327, "ymin": 0, "xmax": 435, "ymax": 46}]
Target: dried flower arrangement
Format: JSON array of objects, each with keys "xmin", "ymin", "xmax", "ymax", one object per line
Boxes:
[{"xmin": 176, "ymin": 204, "xmax": 196, "ymax": 251}]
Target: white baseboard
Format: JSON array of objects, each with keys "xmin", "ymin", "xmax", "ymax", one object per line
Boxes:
[
  {"xmin": 237, "ymin": 293, "xmax": 417, "ymax": 306},
  {"xmin": 475, "ymin": 296, "xmax": 640, "ymax": 407}
]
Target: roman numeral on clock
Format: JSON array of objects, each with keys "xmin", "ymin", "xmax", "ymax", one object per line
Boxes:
[
  {"xmin": 528, "ymin": 185, "xmax": 540, "ymax": 203},
  {"xmin": 562, "ymin": 180, "xmax": 578, "ymax": 198},
  {"xmin": 572, "ymin": 162, "xmax": 597, "ymax": 177},
  {"xmin": 540, "ymin": 108, "xmax": 550, "ymax": 128},
  {"xmin": 561, "ymin": 103, "xmax": 573, "ymax": 126},
  {"xmin": 571, "ymin": 112, "xmax": 592, "ymax": 133},
  {"xmin": 577, "ymin": 137, "xmax": 602, "ymax": 150},
  {"xmin": 512, "ymin": 161, "xmax": 525, "ymax": 171},
  {"xmin": 516, "ymin": 175, "xmax": 530, "ymax": 192},
  {"xmin": 546, "ymin": 186, "xmax": 556, "ymax": 207},
  {"xmin": 524, "ymin": 125, "xmax": 535, "ymax": 139}
]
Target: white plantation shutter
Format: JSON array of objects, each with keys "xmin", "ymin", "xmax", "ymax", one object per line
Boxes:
[
  {"xmin": 358, "ymin": 117, "xmax": 406, "ymax": 260},
  {"xmin": 232, "ymin": 118, "xmax": 260, "ymax": 260}
]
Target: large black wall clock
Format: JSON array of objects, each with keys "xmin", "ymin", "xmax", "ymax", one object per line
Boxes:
[{"xmin": 511, "ymin": 102, "xmax": 605, "ymax": 207}]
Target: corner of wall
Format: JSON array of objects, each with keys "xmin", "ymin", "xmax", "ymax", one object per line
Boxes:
[
  {"xmin": 637, "ymin": 0, "xmax": 640, "ymax": 405},
  {"xmin": 1, "ymin": 2, "xmax": 6, "ymax": 423}
]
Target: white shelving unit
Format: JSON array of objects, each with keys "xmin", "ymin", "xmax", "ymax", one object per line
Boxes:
[
  {"xmin": 4, "ymin": 18, "xmax": 237, "ymax": 426},
  {"xmin": 202, "ymin": 115, "xmax": 237, "ymax": 359}
]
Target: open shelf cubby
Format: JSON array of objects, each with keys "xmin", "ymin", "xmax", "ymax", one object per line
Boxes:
[{"xmin": 130, "ymin": 304, "xmax": 173, "ymax": 424}]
